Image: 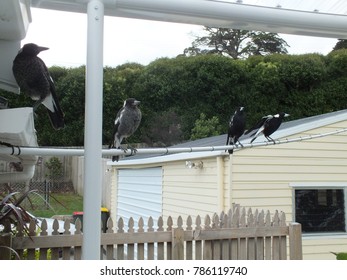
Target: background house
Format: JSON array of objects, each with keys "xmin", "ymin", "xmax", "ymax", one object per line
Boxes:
[{"xmin": 109, "ymin": 109, "xmax": 347, "ymax": 259}]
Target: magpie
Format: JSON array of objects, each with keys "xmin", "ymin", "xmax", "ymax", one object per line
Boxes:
[
  {"xmin": 109, "ymin": 98, "xmax": 142, "ymax": 162},
  {"xmin": 226, "ymin": 106, "xmax": 246, "ymax": 154},
  {"xmin": 12, "ymin": 43, "xmax": 65, "ymax": 130},
  {"xmin": 245, "ymin": 112, "xmax": 289, "ymax": 143}
]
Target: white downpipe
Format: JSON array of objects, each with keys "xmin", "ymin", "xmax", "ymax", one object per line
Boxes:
[
  {"xmin": 216, "ymin": 156, "xmax": 225, "ymax": 212},
  {"xmin": 82, "ymin": 0, "xmax": 104, "ymax": 260}
]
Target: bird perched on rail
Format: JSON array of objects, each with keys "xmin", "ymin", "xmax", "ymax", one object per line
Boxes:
[
  {"xmin": 245, "ymin": 112, "xmax": 289, "ymax": 143},
  {"xmin": 226, "ymin": 106, "xmax": 246, "ymax": 154},
  {"xmin": 109, "ymin": 98, "xmax": 142, "ymax": 162},
  {"xmin": 12, "ymin": 43, "xmax": 65, "ymax": 130}
]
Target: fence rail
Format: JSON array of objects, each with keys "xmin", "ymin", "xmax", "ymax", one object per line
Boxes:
[{"xmin": 0, "ymin": 205, "xmax": 302, "ymax": 260}]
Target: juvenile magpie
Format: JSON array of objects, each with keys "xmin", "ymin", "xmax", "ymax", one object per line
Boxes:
[
  {"xmin": 109, "ymin": 98, "xmax": 142, "ymax": 162},
  {"xmin": 12, "ymin": 43, "xmax": 65, "ymax": 130},
  {"xmin": 245, "ymin": 112, "xmax": 289, "ymax": 143},
  {"xmin": 226, "ymin": 106, "xmax": 246, "ymax": 154}
]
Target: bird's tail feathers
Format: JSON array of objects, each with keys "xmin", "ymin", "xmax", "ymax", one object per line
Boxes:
[{"xmin": 42, "ymin": 91, "xmax": 65, "ymax": 130}]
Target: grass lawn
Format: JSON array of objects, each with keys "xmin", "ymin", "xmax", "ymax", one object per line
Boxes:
[{"xmin": 29, "ymin": 193, "xmax": 83, "ymax": 218}]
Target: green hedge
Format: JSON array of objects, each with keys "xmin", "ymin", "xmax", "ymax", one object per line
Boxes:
[{"xmin": 1, "ymin": 51, "xmax": 347, "ymax": 146}]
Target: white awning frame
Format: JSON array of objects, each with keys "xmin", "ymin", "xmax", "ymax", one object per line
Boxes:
[{"xmin": 31, "ymin": 0, "xmax": 347, "ymax": 39}]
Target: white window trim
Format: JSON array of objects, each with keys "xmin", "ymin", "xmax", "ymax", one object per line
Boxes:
[{"xmin": 290, "ymin": 182, "xmax": 347, "ymax": 237}]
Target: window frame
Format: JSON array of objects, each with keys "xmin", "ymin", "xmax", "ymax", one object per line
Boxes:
[{"xmin": 291, "ymin": 182, "xmax": 347, "ymax": 236}]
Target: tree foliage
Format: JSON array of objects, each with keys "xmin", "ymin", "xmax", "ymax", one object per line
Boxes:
[
  {"xmin": 190, "ymin": 113, "xmax": 223, "ymax": 140},
  {"xmin": 332, "ymin": 39, "xmax": 347, "ymax": 51},
  {"xmin": 1, "ymin": 48, "xmax": 347, "ymax": 147},
  {"xmin": 183, "ymin": 27, "xmax": 289, "ymax": 59},
  {"xmin": 45, "ymin": 156, "xmax": 63, "ymax": 180}
]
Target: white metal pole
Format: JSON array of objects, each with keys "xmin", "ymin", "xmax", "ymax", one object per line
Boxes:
[{"xmin": 82, "ymin": 0, "xmax": 104, "ymax": 260}]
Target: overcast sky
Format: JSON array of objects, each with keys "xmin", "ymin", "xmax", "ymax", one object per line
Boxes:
[{"xmin": 22, "ymin": 8, "xmax": 338, "ymax": 67}]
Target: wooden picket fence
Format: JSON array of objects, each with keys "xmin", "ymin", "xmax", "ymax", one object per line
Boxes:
[{"xmin": 0, "ymin": 205, "xmax": 302, "ymax": 260}]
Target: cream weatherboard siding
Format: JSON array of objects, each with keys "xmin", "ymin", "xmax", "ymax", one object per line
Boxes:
[
  {"xmin": 110, "ymin": 155, "xmax": 225, "ymax": 227},
  {"xmin": 230, "ymin": 119, "xmax": 347, "ymax": 259},
  {"xmin": 162, "ymin": 157, "xmax": 221, "ymax": 222}
]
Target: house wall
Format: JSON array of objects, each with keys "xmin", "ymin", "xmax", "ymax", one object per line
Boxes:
[
  {"xmin": 230, "ymin": 119, "xmax": 347, "ymax": 259},
  {"xmin": 162, "ymin": 157, "xmax": 222, "ymax": 222},
  {"xmin": 110, "ymin": 156, "xmax": 225, "ymax": 228}
]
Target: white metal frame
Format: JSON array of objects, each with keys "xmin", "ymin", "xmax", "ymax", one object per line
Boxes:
[{"xmin": 82, "ymin": 0, "xmax": 104, "ymax": 259}]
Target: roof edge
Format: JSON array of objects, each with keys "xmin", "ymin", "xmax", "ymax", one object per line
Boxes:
[
  {"xmin": 108, "ymin": 150, "xmax": 225, "ymax": 167},
  {"xmin": 273, "ymin": 110, "xmax": 347, "ymax": 140}
]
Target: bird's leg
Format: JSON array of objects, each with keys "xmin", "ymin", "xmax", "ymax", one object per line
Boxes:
[
  {"xmin": 225, "ymin": 137, "xmax": 230, "ymax": 153},
  {"xmin": 236, "ymin": 140, "xmax": 244, "ymax": 148},
  {"xmin": 118, "ymin": 144, "xmax": 128, "ymax": 153},
  {"xmin": 266, "ymin": 136, "xmax": 276, "ymax": 144}
]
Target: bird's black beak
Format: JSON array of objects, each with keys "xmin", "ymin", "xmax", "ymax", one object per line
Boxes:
[{"xmin": 38, "ymin": 46, "xmax": 49, "ymax": 52}]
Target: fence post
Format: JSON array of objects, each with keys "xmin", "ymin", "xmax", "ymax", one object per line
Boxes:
[
  {"xmin": 289, "ymin": 222, "xmax": 303, "ymax": 260},
  {"xmin": 172, "ymin": 228, "xmax": 184, "ymax": 260},
  {"xmin": 0, "ymin": 233, "xmax": 12, "ymax": 260},
  {"xmin": 172, "ymin": 216, "xmax": 184, "ymax": 260}
]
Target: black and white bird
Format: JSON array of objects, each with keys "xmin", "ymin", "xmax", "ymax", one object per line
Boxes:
[
  {"xmin": 245, "ymin": 112, "xmax": 289, "ymax": 143},
  {"xmin": 226, "ymin": 107, "xmax": 246, "ymax": 154},
  {"xmin": 12, "ymin": 43, "xmax": 65, "ymax": 130},
  {"xmin": 109, "ymin": 98, "xmax": 142, "ymax": 162}
]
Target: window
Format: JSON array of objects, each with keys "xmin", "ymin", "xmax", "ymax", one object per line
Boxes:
[{"xmin": 294, "ymin": 188, "xmax": 346, "ymax": 234}]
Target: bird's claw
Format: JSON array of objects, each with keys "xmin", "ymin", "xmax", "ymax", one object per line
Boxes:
[
  {"xmin": 126, "ymin": 147, "xmax": 138, "ymax": 156},
  {"xmin": 120, "ymin": 146, "xmax": 137, "ymax": 157}
]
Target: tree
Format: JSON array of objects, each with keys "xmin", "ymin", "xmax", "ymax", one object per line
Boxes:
[
  {"xmin": 184, "ymin": 27, "xmax": 289, "ymax": 59},
  {"xmin": 332, "ymin": 39, "xmax": 347, "ymax": 51},
  {"xmin": 45, "ymin": 156, "xmax": 63, "ymax": 190},
  {"xmin": 190, "ymin": 113, "xmax": 223, "ymax": 140}
]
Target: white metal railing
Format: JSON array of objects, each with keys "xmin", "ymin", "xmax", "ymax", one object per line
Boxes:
[{"xmin": 1, "ymin": 127, "xmax": 347, "ymax": 158}]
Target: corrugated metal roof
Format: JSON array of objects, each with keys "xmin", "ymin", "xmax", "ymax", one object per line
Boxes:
[{"xmin": 170, "ymin": 109, "xmax": 347, "ymax": 148}]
